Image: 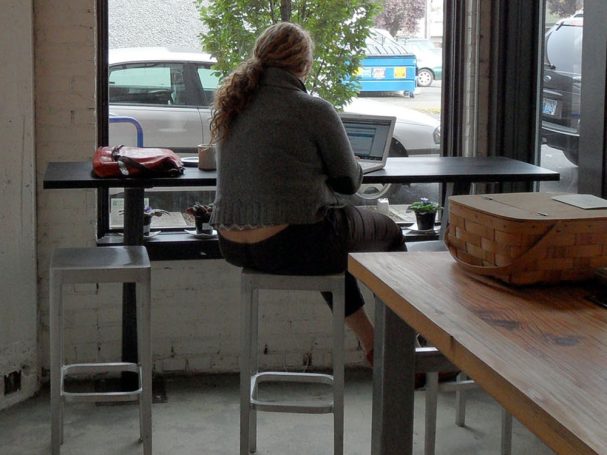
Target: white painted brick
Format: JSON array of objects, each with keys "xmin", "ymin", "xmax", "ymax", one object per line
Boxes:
[
  {"xmin": 97, "ymin": 307, "xmax": 123, "ymax": 326},
  {"xmin": 209, "ymin": 354, "xmax": 239, "ymax": 371},
  {"xmin": 38, "ymin": 24, "xmax": 95, "ymax": 45},
  {"xmin": 162, "ymin": 357, "xmax": 186, "ymax": 372},
  {"xmin": 97, "ymin": 340, "xmax": 122, "ymax": 362},
  {"xmin": 184, "ymin": 356, "xmax": 211, "ymax": 372},
  {"xmin": 149, "ymin": 337, "xmax": 175, "ymax": 359}
]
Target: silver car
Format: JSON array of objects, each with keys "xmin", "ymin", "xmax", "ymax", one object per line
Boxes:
[{"xmin": 109, "ymin": 47, "xmax": 441, "ymax": 157}]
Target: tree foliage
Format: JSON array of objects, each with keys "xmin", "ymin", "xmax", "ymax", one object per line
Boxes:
[
  {"xmin": 195, "ymin": 0, "xmax": 380, "ymax": 109},
  {"xmin": 547, "ymin": 0, "xmax": 581, "ymax": 18},
  {"xmin": 375, "ymin": 0, "xmax": 425, "ymax": 37}
]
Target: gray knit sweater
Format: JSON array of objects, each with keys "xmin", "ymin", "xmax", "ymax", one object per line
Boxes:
[{"xmin": 210, "ymin": 67, "xmax": 363, "ymax": 227}]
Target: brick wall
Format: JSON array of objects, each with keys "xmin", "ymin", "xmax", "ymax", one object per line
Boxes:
[
  {"xmin": 33, "ymin": 0, "xmax": 366, "ymax": 388},
  {"xmin": 0, "ymin": 0, "xmax": 37, "ymax": 411}
]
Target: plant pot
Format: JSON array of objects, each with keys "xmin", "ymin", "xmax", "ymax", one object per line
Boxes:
[
  {"xmin": 415, "ymin": 211, "xmax": 436, "ymax": 231},
  {"xmin": 195, "ymin": 216, "xmax": 212, "ymax": 235}
]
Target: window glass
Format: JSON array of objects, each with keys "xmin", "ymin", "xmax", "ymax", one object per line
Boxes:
[
  {"xmin": 110, "ymin": 66, "xmax": 171, "ymax": 87},
  {"xmin": 197, "ymin": 66, "xmax": 219, "ymax": 106},
  {"xmin": 539, "ymin": 2, "xmax": 582, "ymax": 193},
  {"xmin": 109, "ymin": 63, "xmax": 188, "ymax": 106},
  {"xmin": 544, "ymin": 22, "xmax": 583, "ymax": 75},
  {"xmin": 107, "ymin": 0, "xmax": 444, "ymax": 233},
  {"xmin": 197, "ymin": 67, "xmax": 219, "ymax": 90}
]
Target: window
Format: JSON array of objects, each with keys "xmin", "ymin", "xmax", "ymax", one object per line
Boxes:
[
  {"xmin": 197, "ymin": 66, "xmax": 218, "ymax": 105},
  {"xmin": 539, "ymin": 2, "xmax": 583, "ymax": 194},
  {"xmin": 98, "ymin": 1, "xmax": 607, "ymax": 253},
  {"xmin": 107, "ymin": 58, "xmax": 218, "ymax": 238},
  {"xmin": 100, "ymin": 2, "xmax": 445, "ymax": 242}
]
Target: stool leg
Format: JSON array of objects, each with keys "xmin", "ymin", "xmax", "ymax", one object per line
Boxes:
[
  {"xmin": 50, "ymin": 276, "xmax": 62, "ymax": 455},
  {"xmin": 332, "ymin": 284, "xmax": 345, "ymax": 455},
  {"xmin": 249, "ymin": 287, "xmax": 259, "ymax": 453},
  {"xmin": 455, "ymin": 372, "xmax": 467, "ymax": 427},
  {"xmin": 501, "ymin": 408, "xmax": 513, "ymax": 455},
  {"xmin": 58, "ymin": 291, "xmax": 65, "ymax": 445},
  {"xmin": 424, "ymin": 372, "xmax": 439, "ymax": 455},
  {"xmin": 240, "ymin": 276, "xmax": 254, "ymax": 455},
  {"xmin": 137, "ymin": 278, "xmax": 152, "ymax": 455}
]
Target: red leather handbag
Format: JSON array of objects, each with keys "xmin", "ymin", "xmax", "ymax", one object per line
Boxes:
[{"xmin": 92, "ymin": 145, "xmax": 185, "ymax": 178}]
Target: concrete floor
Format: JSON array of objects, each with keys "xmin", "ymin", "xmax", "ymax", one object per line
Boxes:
[{"xmin": 0, "ymin": 369, "xmax": 554, "ymax": 455}]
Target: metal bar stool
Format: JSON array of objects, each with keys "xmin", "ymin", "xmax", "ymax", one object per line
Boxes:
[
  {"xmin": 240, "ymin": 269, "xmax": 345, "ymax": 455},
  {"xmin": 424, "ymin": 370, "xmax": 513, "ymax": 455},
  {"xmin": 407, "ymin": 241, "xmax": 512, "ymax": 455},
  {"xmin": 49, "ymin": 246, "xmax": 152, "ymax": 455}
]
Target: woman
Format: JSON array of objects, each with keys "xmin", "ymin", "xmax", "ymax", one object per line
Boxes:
[{"xmin": 209, "ymin": 22, "xmax": 405, "ymax": 364}]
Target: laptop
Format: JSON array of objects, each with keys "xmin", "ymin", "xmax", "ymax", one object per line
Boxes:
[{"xmin": 339, "ymin": 112, "xmax": 396, "ymax": 173}]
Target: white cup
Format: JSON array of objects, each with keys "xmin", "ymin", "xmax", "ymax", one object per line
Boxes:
[
  {"xmin": 198, "ymin": 144, "xmax": 217, "ymax": 170},
  {"xmin": 377, "ymin": 198, "xmax": 390, "ymax": 215}
]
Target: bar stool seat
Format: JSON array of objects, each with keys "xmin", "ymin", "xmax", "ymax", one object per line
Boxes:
[
  {"xmin": 240, "ymin": 269, "xmax": 345, "ymax": 455},
  {"xmin": 49, "ymin": 246, "xmax": 152, "ymax": 455}
]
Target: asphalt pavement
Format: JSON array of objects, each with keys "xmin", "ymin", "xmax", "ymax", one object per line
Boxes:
[{"xmin": 361, "ymin": 81, "xmax": 442, "ymax": 119}]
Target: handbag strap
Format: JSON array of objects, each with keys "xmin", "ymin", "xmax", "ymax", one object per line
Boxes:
[
  {"xmin": 110, "ymin": 145, "xmax": 131, "ymax": 176},
  {"xmin": 117, "ymin": 155, "xmax": 154, "ymax": 175},
  {"xmin": 445, "ymin": 221, "xmax": 563, "ymax": 277}
]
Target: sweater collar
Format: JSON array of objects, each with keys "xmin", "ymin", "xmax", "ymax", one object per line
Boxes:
[{"xmin": 260, "ymin": 67, "xmax": 307, "ymax": 93}]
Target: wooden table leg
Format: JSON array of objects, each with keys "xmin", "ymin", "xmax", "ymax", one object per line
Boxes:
[{"xmin": 372, "ymin": 296, "xmax": 416, "ymax": 455}]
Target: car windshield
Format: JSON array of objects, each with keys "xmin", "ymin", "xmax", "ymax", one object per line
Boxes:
[
  {"xmin": 545, "ymin": 24, "xmax": 583, "ymax": 75},
  {"xmin": 408, "ymin": 40, "xmax": 435, "ymax": 51}
]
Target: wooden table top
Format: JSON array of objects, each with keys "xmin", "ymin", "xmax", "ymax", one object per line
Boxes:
[{"xmin": 348, "ymin": 251, "xmax": 607, "ymax": 455}]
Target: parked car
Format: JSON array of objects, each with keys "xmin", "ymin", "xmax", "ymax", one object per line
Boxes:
[
  {"xmin": 541, "ymin": 13, "xmax": 583, "ymax": 165},
  {"xmin": 108, "ymin": 47, "xmax": 440, "ymax": 158},
  {"xmin": 397, "ymin": 38, "xmax": 443, "ymax": 87}
]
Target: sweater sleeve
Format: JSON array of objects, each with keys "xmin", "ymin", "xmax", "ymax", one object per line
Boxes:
[{"xmin": 310, "ymin": 99, "xmax": 363, "ymax": 195}]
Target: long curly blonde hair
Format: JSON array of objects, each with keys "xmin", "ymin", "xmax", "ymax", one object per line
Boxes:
[{"xmin": 210, "ymin": 22, "xmax": 314, "ymax": 144}]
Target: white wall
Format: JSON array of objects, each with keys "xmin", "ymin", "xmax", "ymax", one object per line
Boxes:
[{"xmin": 0, "ymin": 0, "xmax": 38, "ymax": 410}]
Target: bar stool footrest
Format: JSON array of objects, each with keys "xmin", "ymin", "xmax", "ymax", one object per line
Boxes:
[
  {"xmin": 61, "ymin": 362, "xmax": 142, "ymax": 402},
  {"xmin": 251, "ymin": 371, "xmax": 334, "ymax": 414}
]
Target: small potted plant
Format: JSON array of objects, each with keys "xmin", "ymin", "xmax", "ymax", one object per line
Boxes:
[
  {"xmin": 142, "ymin": 206, "xmax": 169, "ymax": 235},
  {"xmin": 186, "ymin": 202, "xmax": 213, "ymax": 234},
  {"xmin": 408, "ymin": 197, "xmax": 440, "ymax": 231}
]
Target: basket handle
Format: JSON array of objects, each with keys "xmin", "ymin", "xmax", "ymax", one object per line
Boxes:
[{"xmin": 445, "ymin": 221, "xmax": 563, "ymax": 276}]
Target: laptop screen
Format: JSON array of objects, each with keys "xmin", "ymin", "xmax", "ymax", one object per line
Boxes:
[{"xmin": 340, "ymin": 116, "xmax": 394, "ymax": 161}]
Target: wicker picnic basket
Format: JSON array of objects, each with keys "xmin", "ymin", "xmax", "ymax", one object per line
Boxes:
[{"xmin": 446, "ymin": 192, "xmax": 607, "ymax": 285}]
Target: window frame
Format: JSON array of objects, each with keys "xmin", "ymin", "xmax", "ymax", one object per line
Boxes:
[
  {"xmin": 578, "ymin": 0, "xmax": 607, "ymax": 196},
  {"xmin": 96, "ymin": 0, "xmax": 607, "ymax": 255}
]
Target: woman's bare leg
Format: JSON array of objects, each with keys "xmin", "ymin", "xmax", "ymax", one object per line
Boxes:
[{"xmin": 345, "ymin": 307, "xmax": 374, "ymax": 355}]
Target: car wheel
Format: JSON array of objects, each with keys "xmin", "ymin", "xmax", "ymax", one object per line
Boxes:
[
  {"xmin": 352, "ymin": 139, "xmax": 408, "ymax": 203},
  {"xmin": 389, "ymin": 138, "xmax": 408, "ymax": 157},
  {"xmin": 416, "ymin": 69, "xmax": 434, "ymax": 87}
]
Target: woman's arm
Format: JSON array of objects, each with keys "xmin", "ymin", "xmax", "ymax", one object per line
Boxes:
[{"xmin": 310, "ymin": 99, "xmax": 363, "ymax": 195}]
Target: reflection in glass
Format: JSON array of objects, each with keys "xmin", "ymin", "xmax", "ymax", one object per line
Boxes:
[{"xmin": 539, "ymin": 1, "xmax": 583, "ymax": 194}]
